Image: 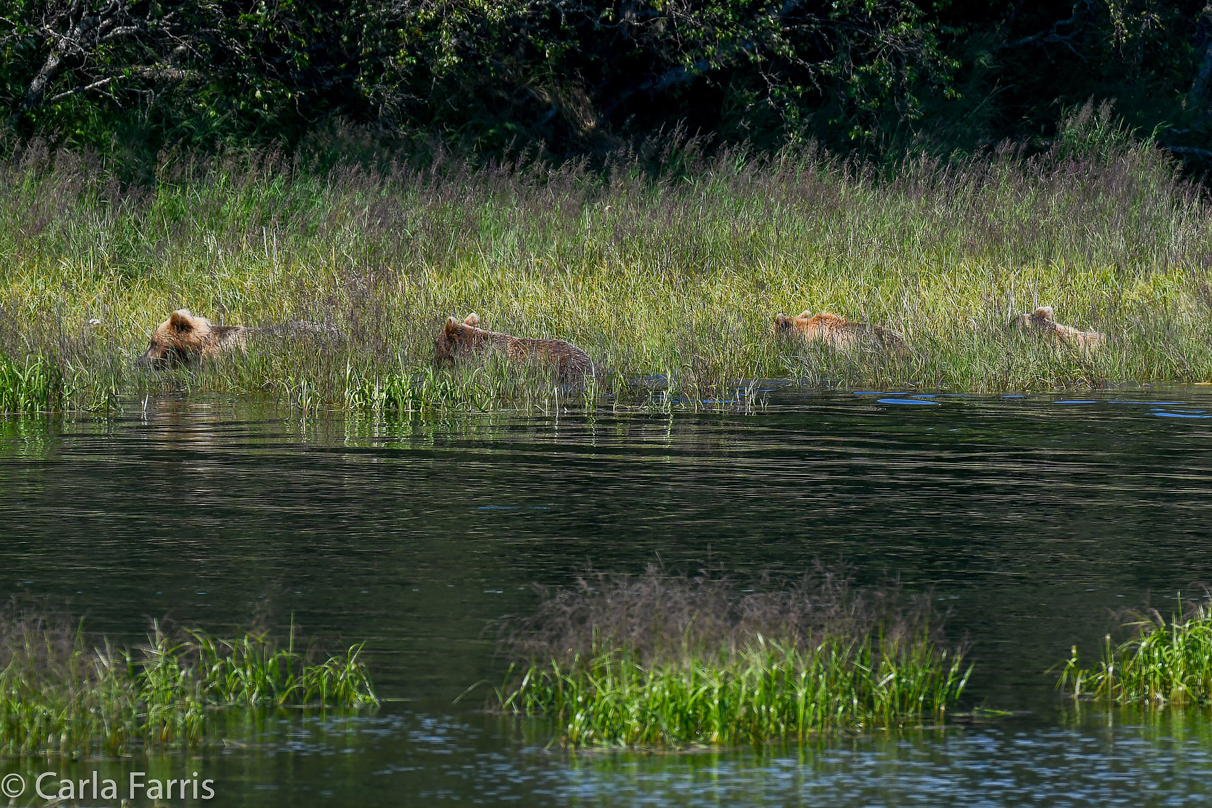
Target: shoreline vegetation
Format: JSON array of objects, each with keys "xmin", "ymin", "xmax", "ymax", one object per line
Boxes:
[
  {"xmin": 493, "ymin": 567, "xmax": 970, "ymax": 747},
  {"xmin": 0, "ymin": 611, "xmax": 376, "ymax": 758},
  {"xmin": 5, "ymin": 105, "xmax": 1212, "ymax": 414}
]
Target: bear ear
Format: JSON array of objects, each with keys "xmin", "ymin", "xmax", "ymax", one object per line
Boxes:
[
  {"xmin": 774, "ymin": 314, "xmax": 788, "ymax": 326},
  {"xmin": 464, "ymin": 313, "xmax": 480, "ymax": 327},
  {"xmin": 445, "ymin": 316, "xmax": 460, "ymax": 334},
  {"xmin": 797, "ymin": 310, "xmax": 812, "ymax": 319},
  {"xmin": 168, "ymin": 310, "xmax": 194, "ymax": 333},
  {"xmin": 1035, "ymin": 306, "xmax": 1054, "ymax": 320}
]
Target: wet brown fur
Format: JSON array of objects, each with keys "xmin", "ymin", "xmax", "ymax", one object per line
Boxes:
[
  {"xmin": 773, "ymin": 310, "xmax": 910, "ymax": 356},
  {"xmin": 137, "ymin": 309, "xmax": 250, "ymax": 369},
  {"xmin": 136, "ymin": 309, "xmax": 336, "ymax": 369},
  {"xmin": 435, "ymin": 313, "xmax": 596, "ymax": 380},
  {"xmin": 1011, "ymin": 306, "xmax": 1105, "ymax": 350}
]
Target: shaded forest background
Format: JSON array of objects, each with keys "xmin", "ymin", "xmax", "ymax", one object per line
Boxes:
[{"xmin": 3, "ymin": 0, "xmax": 1212, "ymax": 169}]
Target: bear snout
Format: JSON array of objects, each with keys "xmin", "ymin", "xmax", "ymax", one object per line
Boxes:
[{"xmin": 135, "ymin": 343, "xmax": 173, "ymax": 370}]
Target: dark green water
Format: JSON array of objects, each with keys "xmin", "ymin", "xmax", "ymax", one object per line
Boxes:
[{"xmin": 3, "ymin": 389, "xmax": 1212, "ymax": 806}]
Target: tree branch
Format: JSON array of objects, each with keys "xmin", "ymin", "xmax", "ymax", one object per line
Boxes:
[
  {"xmin": 9, "ymin": 0, "xmax": 147, "ymax": 122},
  {"xmin": 46, "ymin": 65, "xmax": 195, "ymax": 103},
  {"xmin": 997, "ymin": 2, "xmax": 1088, "ymax": 50}
]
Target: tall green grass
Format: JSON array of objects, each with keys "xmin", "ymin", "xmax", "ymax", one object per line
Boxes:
[
  {"xmin": 493, "ymin": 566, "xmax": 969, "ymax": 747},
  {"xmin": 344, "ymin": 363, "xmax": 594, "ymax": 414},
  {"xmin": 0, "ymin": 353, "xmax": 66, "ymax": 412},
  {"xmin": 4, "ymin": 102, "xmax": 1212, "ymax": 408},
  {"xmin": 1059, "ymin": 597, "xmax": 1212, "ymax": 708},
  {"xmin": 0, "ymin": 614, "xmax": 376, "ymax": 758}
]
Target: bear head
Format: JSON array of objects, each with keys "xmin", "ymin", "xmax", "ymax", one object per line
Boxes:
[
  {"xmin": 1010, "ymin": 305, "xmax": 1056, "ymax": 333},
  {"xmin": 772, "ymin": 310, "xmax": 811, "ymax": 335},
  {"xmin": 434, "ymin": 313, "xmax": 483, "ymax": 363},
  {"xmin": 136, "ymin": 309, "xmax": 212, "ymax": 370}
]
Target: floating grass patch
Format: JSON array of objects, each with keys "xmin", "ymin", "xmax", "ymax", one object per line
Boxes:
[
  {"xmin": 1059, "ymin": 597, "xmax": 1212, "ymax": 708},
  {"xmin": 494, "ymin": 566, "xmax": 970, "ymax": 747},
  {"xmin": 0, "ymin": 612, "xmax": 376, "ymax": 758},
  {"xmin": 0, "ymin": 353, "xmax": 66, "ymax": 413}
]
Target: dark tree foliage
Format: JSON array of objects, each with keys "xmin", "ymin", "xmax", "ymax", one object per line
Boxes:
[
  {"xmin": 361, "ymin": 0, "xmax": 958, "ymax": 152},
  {"xmin": 1, "ymin": 0, "xmax": 1211, "ymax": 163},
  {"xmin": 938, "ymin": 0, "xmax": 1211, "ymax": 154}
]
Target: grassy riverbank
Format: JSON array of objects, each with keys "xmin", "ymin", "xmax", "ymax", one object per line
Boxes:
[
  {"xmin": 494, "ymin": 567, "xmax": 969, "ymax": 747},
  {"xmin": 0, "ymin": 611, "xmax": 376, "ymax": 758},
  {"xmin": 4, "ymin": 104, "xmax": 1212, "ymax": 411}
]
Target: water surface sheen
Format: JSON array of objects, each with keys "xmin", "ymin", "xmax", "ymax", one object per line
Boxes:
[{"xmin": 2, "ymin": 389, "xmax": 1212, "ymax": 806}]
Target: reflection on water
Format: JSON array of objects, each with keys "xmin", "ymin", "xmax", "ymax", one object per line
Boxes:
[
  {"xmin": 7, "ymin": 712, "xmax": 1212, "ymax": 806},
  {"xmin": 3, "ymin": 389, "xmax": 1212, "ymax": 805}
]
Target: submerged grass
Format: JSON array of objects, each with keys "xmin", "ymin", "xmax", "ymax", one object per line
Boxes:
[
  {"xmin": 494, "ymin": 566, "xmax": 970, "ymax": 747},
  {"xmin": 1060, "ymin": 596, "xmax": 1212, "ymax": 709},
  {"xmin": 5, "ymin": 102, "xmax": 1212, "ymax": 409},
  {"xmin": 0, "ymin": 611, "xmax": 376, "ymax": 758}
]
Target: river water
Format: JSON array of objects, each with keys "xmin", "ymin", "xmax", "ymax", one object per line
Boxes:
[{"xmin": 2, "ymin": 389, "xmax": 1212, "ymax": 806}]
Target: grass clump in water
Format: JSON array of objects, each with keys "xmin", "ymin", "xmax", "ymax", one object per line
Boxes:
[
  {"xmin": 494, "ymin": 566, "xmax": 970, "ymax": 747},
  {"xmin": 0, "ymin": 353, "xmax": 66, "ymax": 413},
  {"xmin": 0, "ymin": 611, "xmax": 377, "ymax": 758},
  {"xmin": 1060, "ymin": 596, "xmax": 1212, "ymax": 708}
]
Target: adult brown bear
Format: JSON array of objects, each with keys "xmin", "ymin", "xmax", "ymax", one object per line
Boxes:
[
  {"xmin": 1011, "ymin": 306, "xmax": 1106, "ymax": 351},
  {"xmin": 434, "ymin": 313, "xmax": 596, "ymax": 381},
  {"xmin": 136, "ymin": 309, "xmax": 335, "ymax": 369},
  {"xmin": 773, "ymin": 310, "xmax": 910, "ymax": 356}
]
